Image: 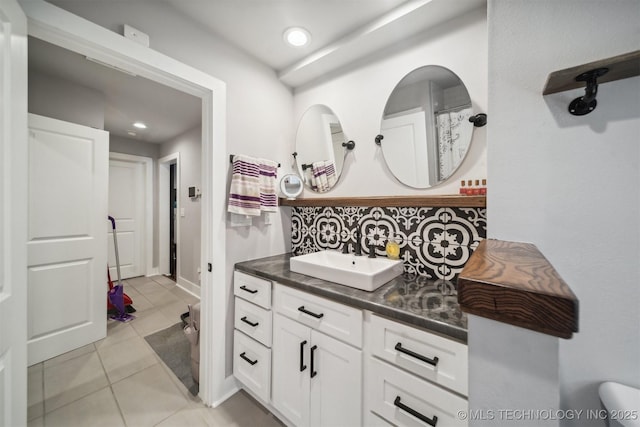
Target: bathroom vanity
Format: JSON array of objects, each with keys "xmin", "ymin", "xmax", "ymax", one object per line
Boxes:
[{"xmin": 233, "ymin": 253, "xmax": 469, "ymax": 427}]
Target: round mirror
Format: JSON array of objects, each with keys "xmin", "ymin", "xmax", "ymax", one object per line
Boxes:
[
  {"xmin": 279, "ymin": 174, "xmax": 303, "ymax": 199},
  {"xmin": 295, "ymin": 104, "xmax": 350, "ymax": 193},
  {"xmin": 379, "ymin": 65, "xmax": 473, "ymax": 188}
]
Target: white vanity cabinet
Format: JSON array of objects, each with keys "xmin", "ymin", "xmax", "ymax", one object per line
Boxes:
[
  {"xmin": 364, "ymin": 312, "xmax": 469, "ymax": 427},
  {"xmin": 232, "ymin": 271, "xmax": 273, "ymax": 402},
  {"xmin": 272, "ymin": 284, "xmax": 363, "ymax": 427}
]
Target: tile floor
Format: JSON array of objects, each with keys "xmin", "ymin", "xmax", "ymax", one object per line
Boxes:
[{"xmin": 27, "ymin": 275, "xmax": 283, "ymax": 427}]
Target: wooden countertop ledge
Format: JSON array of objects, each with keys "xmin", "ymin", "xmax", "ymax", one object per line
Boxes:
[{"xmin": 457, "ymin": 239, "xmax": 579, "ymax": 339}]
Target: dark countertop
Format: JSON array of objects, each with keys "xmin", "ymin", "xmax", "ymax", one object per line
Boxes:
[{"xmin": 235, "ymin": 253, "xmax": 467, "ymax": 343}]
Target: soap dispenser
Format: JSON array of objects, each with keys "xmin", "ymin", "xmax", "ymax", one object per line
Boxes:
[{"xmin": 385, "ymin": 232, "xmax": 400, "ymax": 260}]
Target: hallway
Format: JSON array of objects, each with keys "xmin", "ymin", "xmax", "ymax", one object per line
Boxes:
[{"xmin": 27, "ymin": 275, "xmax": 282, "ymax": 426}]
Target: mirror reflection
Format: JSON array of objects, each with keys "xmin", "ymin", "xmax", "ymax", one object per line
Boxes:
[
  {"xmin": 280, "ymin": 174, "xmax": 303, "ymax": 199},
  {"xmin": 380, "ymin": 65, "xmax": 473, "ymax": 188},
  {"xmin": 295, "ymin": 105, "xmax": 349, "ymax": 193}
]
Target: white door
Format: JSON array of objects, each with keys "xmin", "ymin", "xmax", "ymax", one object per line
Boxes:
[
  {"xmin": 0, "ymin": 1, "xmax": 28, "ymax": 424},
  {"xmin": 27, "ymin": 114, "xmax": 109, "ymax": 366},
  {"xmin": 272, "ymin": 313, "xmax": 311, "ymax": 427},
  {"xmin": 381, "ymin": 111, "xmax": 429, "ymax": 187},
  {"xmin": 108, "ymin": 153, "xmax": 149, "ymax": 279},
  {"xmin": 309, "ymin": 331, "xmax": 362, "ymax": 427}
]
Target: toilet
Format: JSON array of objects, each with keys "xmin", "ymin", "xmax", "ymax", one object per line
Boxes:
[{"xmin": 599, "ymin": 382, "xmax": 640, "ymax": 427}]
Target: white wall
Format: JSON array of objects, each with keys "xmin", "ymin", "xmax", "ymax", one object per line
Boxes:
[
  {"xmin": 160, "ymin": 126, "xmax": 202, "ymax": 287},
  {"xmin": 28, "ymin": 69, "xmax": 105, "ymax": 129},
  {"xmin": 46, "ymin": 0, "xmax": 295, "ymax": 378},
  {"xmin": 292, "ymin": 7, "xmax": 487, "ymax": 197},
  {"xmin": 487, "ymin": 1, "xmax": 640, "ymax": 425}
]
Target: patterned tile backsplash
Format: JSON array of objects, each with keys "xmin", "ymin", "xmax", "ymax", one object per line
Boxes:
[{"xmin": 291, "ymin": 206, "xmax": 487, "ymax": 282}]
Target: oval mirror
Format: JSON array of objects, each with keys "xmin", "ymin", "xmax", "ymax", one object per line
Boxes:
[
  {"xmin": 295, "ymin": 104, "xmax": 351, "ymax": 193},
  {"xmin": 280, "ymin": 174, "xmax": 303, "ymax": 199},
  {"xmin": 379, "ymin": 65, "xmax": 473, "ymax": 188}
]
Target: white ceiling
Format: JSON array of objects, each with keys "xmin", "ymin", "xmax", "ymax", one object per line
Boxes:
[
  {"xmin": 31, "ymin": 0, "xmax": 485, "ymax": 143},
  {"xmin": 28, "ymin": 37, "xmax": 202, "ymax": 144}
]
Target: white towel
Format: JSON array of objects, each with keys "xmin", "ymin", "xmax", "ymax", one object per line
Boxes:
[
  {"xmin": 325, "ymin": 160, "xmax": 337, "ymax": 189},
  {"xmin": 228, "ymin": 155, "xmax": 261, "ymax": 216},
  {"xmin": 312, "ymin": 161, "xmax": 329, "ymax": 193},
  {"xmin": 258, "ymin": 158, "xmax": 278, "ymax": 212}
]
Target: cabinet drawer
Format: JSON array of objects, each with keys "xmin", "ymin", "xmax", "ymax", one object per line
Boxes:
[
  {"xmin": 274, "ymin": 283, "xmax": 363, "ymax": 348},
  {"xmin": 234, "ymin": 271, "xmax": 272, "ymax": 309},
  {"xmin": 370, "ymin": 314, "xmax": 468, "ymax": 395},
  {"xmin": 233, "ymin": 330, "xmax": 271, "ymax": 402},
  {"xmin": 234, "ymin": 297, "xmax": 272, "ymax": 347},
  {"xmin": 370, "ymin": 358, "xmax": 468, "ymax": 427}
]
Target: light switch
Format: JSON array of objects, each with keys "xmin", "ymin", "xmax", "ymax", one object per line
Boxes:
[{"xmin": 180, "ymin": 208, "xmax": 185, "ymax": 217}]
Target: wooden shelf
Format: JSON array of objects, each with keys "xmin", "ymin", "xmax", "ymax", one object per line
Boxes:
[
  {"xmin": 457, "ymin": 239, "xmax": 579, "ymax": 339},
  {"xmin": 279, "ymin": 195, "xmax": 486, "ymax": 208},
  {"xmin": 543, "ymin": 50, "xmax": 640, "ymax": 95}
]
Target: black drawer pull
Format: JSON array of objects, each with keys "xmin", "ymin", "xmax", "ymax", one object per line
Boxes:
[
  {"xmin": 395, "ymin": 343, "xmax": 439, "ymax": 367},
  {"xmin": 240, "ymin": 285, "xmax": 258, "ymax": 294},
  {"xmin": 394, "ymin": 396, "xmax": 438, "ymax": 426},
  {"xmin": 240, "ymin": 316, "xmax": 259, "ymax": 327},
  {"xmin": 310, "ymin": 345, "xmax": 318, "ymax": 378},
  {"xmin": 239, "ymin": 352, "xmax": 258, "ymax": 365},
  {"xmin": 300, "ymin": 340, "xmax": 307, "ymax": 372},
  {"xmin": 298, "ymin": 306, "xmax": 324, "ymax": 319}
]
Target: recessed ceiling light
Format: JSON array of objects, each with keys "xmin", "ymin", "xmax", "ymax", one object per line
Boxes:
[
  {"xmin": 128, "ymin": 131, "xmax": 137, "ymax": 136},
  {"xmin": 283, "ymin": 27, "xmax": 311, "ymax": 47},
  {"xmin": 133, "ymin": 122, "xmax": 147, "ymax": 129}
]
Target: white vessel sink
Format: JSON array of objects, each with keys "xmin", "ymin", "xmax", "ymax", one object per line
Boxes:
[{"xmin": 289, "ymin": 250, "xmax": 404, "ymax": 292}]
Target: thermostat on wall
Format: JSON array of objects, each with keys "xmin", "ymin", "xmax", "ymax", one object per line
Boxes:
[{"xmin": 188, "ymin": 186, "xmax": 201, "ymax": 198}]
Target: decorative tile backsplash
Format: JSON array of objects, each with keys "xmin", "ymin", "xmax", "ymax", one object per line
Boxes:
[{"xmin": 291, "ymin": 206, "xmax": 486, "ymax": 282}]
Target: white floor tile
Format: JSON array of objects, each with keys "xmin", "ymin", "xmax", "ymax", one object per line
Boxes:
[
  {"xmin": 152, "ymin": 275, "xmax": 179, "ymax": 287},
  {"xmin": 159, "ymin": 299, "xmax": 191, "ymax": 324},
  {"xmin": 135, "ymin": 280, "xmax": 169, "ymax": 296},
  {"xmin": 112, "ymin": 364, "xmax": 189, "ymax": 427},
  {"xmin": 144, "ymin": 287, "xmax": 182, "ymax": 308},
  {"xmin": 43, "ymin": 352, "xmax": 109, "ymax": 413},
  {"xmin": 97, "ymin": 335, "xmax": 158, "ymax": 384},
  {"xmin": 130, "ymin": 308, "xmax": 175, "ymax": 337},
  {"xmin": 155, "ymin": 406, "xmax": 209, "ymax": 427},
  {"xmin": 44, "ymin": 386, "xmax": 125, "ymax": 427},
  {"xmin": 43, "ymin": 343, "xmax": 95, "ymax": 369},
  {"xmin": 95, "ymin": 321, "xmax": 138, "ymax": 350}
]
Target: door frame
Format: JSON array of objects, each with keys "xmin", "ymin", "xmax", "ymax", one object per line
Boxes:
[
  {"xmin": 158, "ymin": 153, "xmax": 180, "ymax": 280},
  {"xmin": 109, "ymin": 152, "xmax": 153, "ymax": 277},
  {"xmin": 21, "ymin": 0, "xmax": 231, "ymax": 405}
]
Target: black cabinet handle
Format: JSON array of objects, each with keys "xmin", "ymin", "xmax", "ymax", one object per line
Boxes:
[
  {"xmin": 239, "ymin": 352, "xmax": 258, "ymax": 366},
  {"xmin": 240, "ymin": 316, "xmax": 259, "ymax": 327},
  {"xmin": 394, "ymin": 396, "xmax": 438, "ymax": 426},
  {"xmin": 310, "ymin": 345, "xmax": 318, "ymax": 378},
  {"xmin": 395, "ymin": 343, "xmax": 439, "ymax": 366},
  {"xmin": 240, "ymin": 285, "xmax": 258, "ymax": 294},
  {"xmin": 300, "ymin": 340, "xmax": 307, "ymax": 372},
  {"xmin": 298, "ymin": 306, "xmax": 324, "ymax": 319}
]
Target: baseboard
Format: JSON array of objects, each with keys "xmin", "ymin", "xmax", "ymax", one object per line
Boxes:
[
  {"xmin": 209, "ymin": 380, "xmax": 240, "ymax": 408},
  {"xmin": 177, "ymin": 276, "xmax": 201, "ymax": 299},
  {"xmin": 146, "ymin": 267, "xmax": 159, "ymax": 277}
]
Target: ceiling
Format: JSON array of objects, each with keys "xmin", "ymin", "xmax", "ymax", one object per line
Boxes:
[
  {"xmin": 29, "ymin": 37, "xmax": 202, "ymax": 144},
  {"xmin": 31, "ymin": 0, "xmax": 485, "ymax": 143}
]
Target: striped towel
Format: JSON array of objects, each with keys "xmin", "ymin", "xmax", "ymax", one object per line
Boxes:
[
  {"xmin": 228, "ymin": 155, "xmax": 261, "ymax": 216},
  {"xmin": 258, "ymin": 159, "xmax": 278, "ymax": 212},
  {"xmin": 312, "ymin": 161, "xmax": 329, "ymax": 193},
  {"xmin": 325, "ymin": 160, "xmax": 337, "ymax": 189}
]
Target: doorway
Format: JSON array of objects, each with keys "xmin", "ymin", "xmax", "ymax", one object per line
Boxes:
[
  {"xmin": 24, "ymin": 0, "xmax": 230, "ymax": 406},
  {"xmin": 170, "ymin": 163, "xmax": 177, "ymax": 280}
]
